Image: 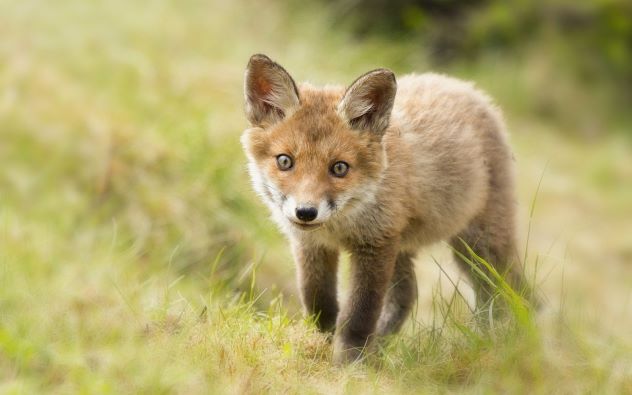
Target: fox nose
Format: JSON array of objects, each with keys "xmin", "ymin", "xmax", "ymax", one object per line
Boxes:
[{"xmin": 295, "ymin": 206, "xmax": 318, "ymax": 222}]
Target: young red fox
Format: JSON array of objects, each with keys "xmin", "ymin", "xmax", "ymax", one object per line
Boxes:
[{"xmin": 241, "ymin": 54, "xmax": 532, "ymax": 364}]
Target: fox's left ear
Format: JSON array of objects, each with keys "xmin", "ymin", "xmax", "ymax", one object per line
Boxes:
[
  {"xmin": 244, "ymin": 54, "xmax": 300, "ymax": 127},
  {"xmin": 338, "ymin": 69, "xmax": 397, "ymax": 136}
]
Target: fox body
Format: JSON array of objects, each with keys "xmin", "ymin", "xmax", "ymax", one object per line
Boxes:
[{"xmin": 241, "ymin": 54, "xmax": 530, "ymax": 364}]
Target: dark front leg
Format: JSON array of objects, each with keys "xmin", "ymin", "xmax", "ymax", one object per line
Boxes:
[
  {"xmin": 333, "ymin": 240, "xmax": 399, "ymax": 364},
  {"xmin": 293, "ymin": 242, "xmax": 339, "ymax": 332},
  {"xmin": 376, "ymin": 251, "xmax": 417, "ymax": 337}
]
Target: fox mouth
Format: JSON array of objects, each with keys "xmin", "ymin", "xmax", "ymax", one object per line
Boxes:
[{"xmin": 290, "ymin": 221, "xmax": 323, "ymax": 230}]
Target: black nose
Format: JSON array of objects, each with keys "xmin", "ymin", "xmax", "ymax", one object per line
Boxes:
[{"xmin": 296, "ymin": 206, "xmax": 318, "ymax": 222}]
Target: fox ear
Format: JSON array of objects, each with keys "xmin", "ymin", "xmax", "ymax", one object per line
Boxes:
[
  {"xmin": 338, "ymin": 69, "xmax": 396, "ymax": 136},
  {"xmin": 244, "ymin": 54, "xmax": 300, "ymax": 127}
]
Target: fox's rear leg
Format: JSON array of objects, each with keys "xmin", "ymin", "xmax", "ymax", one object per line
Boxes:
[
  {"xmin": 450, "ymin": 217, "xmax": 534, "ymax": 312},
  {"xmin": 376, "ymin": 251, "xmax": 417, "ymax": 337}
]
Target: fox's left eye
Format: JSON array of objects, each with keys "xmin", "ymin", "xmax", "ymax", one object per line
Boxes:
[
  {"xmin": 331, "ymin": 161, "xmax": 349, "ymax": 177},
  {"xmin": 276, "ymin": 154, "xmax": 293, "ymax": 171}
]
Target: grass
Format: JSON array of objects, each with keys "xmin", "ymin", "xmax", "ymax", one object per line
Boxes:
[{"xmin": 1, "ymin": 0, "xmax": 631, "ymax": 393}]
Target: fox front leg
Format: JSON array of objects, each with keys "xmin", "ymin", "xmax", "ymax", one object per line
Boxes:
[
  {"xmin": 333, "ymin": 240, "xmax": 399, "ymax": 364},
  {"xmin": 292, "ymin": 242, "xmax": 339, "ymax": 332}
]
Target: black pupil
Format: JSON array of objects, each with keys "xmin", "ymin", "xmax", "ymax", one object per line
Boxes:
[
  {"xmin": 279, "ymin": 156, "xmax": 290, "ymax": 169},
  {"xmin": 334, "ymin": 162, "xmax": 346, "ymax": 175}
]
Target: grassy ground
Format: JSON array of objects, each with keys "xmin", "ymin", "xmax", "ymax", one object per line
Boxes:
[{"xmin": 1, "ymin": 0, "xmax": 631, "ymax": 393}]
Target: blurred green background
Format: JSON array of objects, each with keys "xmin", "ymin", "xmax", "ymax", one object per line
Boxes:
[{"xmin": 1, "ymin": 0, "xmax": 631, "ymax": 393}]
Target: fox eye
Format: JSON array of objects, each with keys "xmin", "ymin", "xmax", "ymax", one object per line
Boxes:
[
  {"xmin": 331, "ymin": 161, "xmax": 349, "ymax": 177},
  {"xmin": 276, "ymin": 154, "xmax": 293, "ymax": 171}
]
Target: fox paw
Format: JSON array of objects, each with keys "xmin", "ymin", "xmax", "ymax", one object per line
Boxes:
[{"xmin": 332, "ymin": 343, "xmax": 364, "ymax": 365}]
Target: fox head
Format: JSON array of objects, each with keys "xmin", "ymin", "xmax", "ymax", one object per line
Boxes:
[{"xmin": 241, "ymin": 54, "xmax": 396, "ymax": 231}]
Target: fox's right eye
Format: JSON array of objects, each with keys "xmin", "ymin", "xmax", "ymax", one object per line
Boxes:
[{"xmin": 276, "ymin": 154, "xmax": 293, "ymax": 171}]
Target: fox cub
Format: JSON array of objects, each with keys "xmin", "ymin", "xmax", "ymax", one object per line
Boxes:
[{"xmin": 241, "ymin": 54, "xmax": 532, "ymax": 364}]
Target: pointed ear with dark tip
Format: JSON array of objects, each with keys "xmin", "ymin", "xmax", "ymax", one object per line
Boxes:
[
  {"xmin": 338, "ymin": 69, "xmax": 397, "ymax": 136},
  {"xmin": 244, "ymin": 54, "xmax": 300, "ymax": 127}
]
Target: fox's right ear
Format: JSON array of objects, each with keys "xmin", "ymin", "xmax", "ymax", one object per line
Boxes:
[
  {"xmin": 244, "ymin": 54, "xmax": 300, "ymax": 127},
  {"xmin": 338, "ymin": 69, "xmax": 396, "ymax": 137}
]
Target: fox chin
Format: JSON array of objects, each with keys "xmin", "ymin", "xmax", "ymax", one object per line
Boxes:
[{"xmin": 240, "ymin": 53, "xmax": 535, "ymax": 365}]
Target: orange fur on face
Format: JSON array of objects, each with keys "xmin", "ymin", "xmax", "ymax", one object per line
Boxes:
[{"xmin": 245, "ymin": 86, "xmax": 384, "ymax": 212}]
